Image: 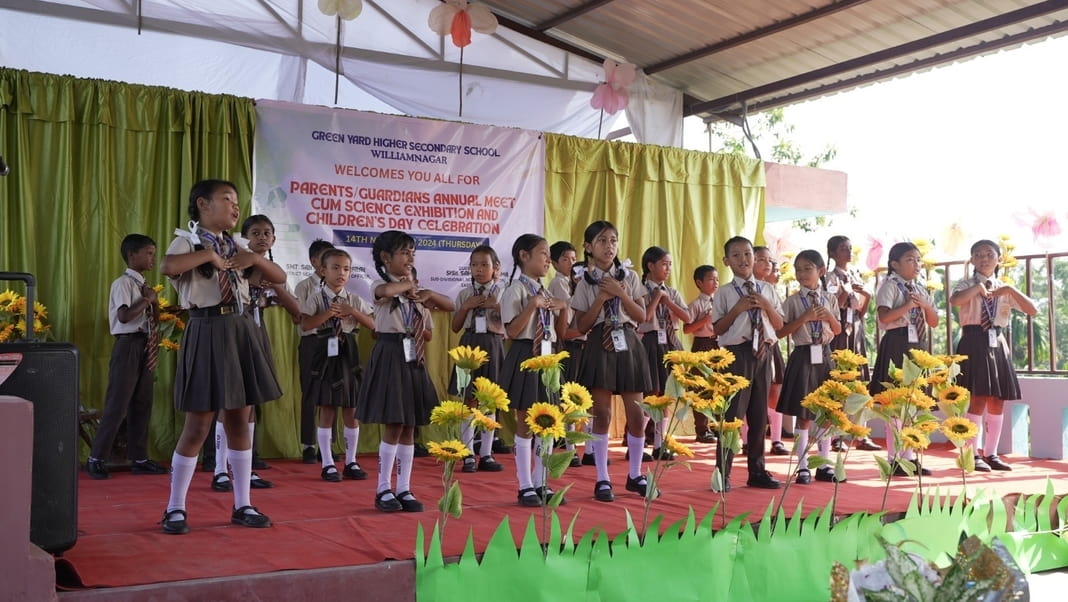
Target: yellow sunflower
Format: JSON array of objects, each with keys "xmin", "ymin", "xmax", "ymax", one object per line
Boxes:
[
  {"xmin": 159, "ymin": 313, "xmax": 177, "ymax": 322},
  {"xmin": 822, "ymin": 380, "xmax": 853, "ymax": 400},
  {"xmin": 427, "ymin": 440, "xmax": 472, "ymax": 461},
  {"xmin": 830, "ymin": 348, "xmax": 868, "ymax": 369},
  {"xmin": 561, "ymin": 382, "xmax": 594, "ymax": 410},
  {"xmin": 926, "ymin": 370, "xmax": 950, "ymax": 386},
  {"xmin": 900, "ymin": 427, "xmax": 930, "ymax": 450},
  {"xmin": 938, "ymin": 385, "xmax": 970, "ymax": 406},
  {"xmin": 704, "ymin": 348, "xmax": 735, "ymax": 370},
  {"xmin": 914, "ymin": 419, "xmax": 939, "ymax": 433},
  {"xmin": 829, "ymin": 369, "xmax": 860, "ymax": 382},
  {"xmin": 909, "ymin": 349, "xmax": 943, "ymax": 370},
  {"xmin": 525, "ymin": 402, "xmax": 567, "ymax": 439},
  {"xmin": 472, "ymin": 377, "xmax": 510, "ymax": 411},
  {"xmin": 712, "ymin": 418, "xmax": 745, "ymax": 432},
  {"xmin": 160, "ymin": 339, "xmax": 180, "ymax": 351},
  {"xmin": 801, "ymin": 392, "xmax": 840, "ymax": 414},
  {"xmin": 520, "ymin": 351, "xmax": 569, "ymax": 372},
  {"xmin": 470, "ymin": 408, "xmax": 501, "ymax": 432},
  {"xmin": 940, "ymin": 416, "xmax": 978, "ymax": 443},
  {"xmin": 158, "ymin": 296, "xmax": 172, "ymax": 309},
  {"xmin": 938, "ymin": 353, "xmax": 968, "ymax": 365},
  {"xmin": 430, "ymin": 400, "xmax": 472, "ymax": 427},
  {"xmin": 664, "ymin": 435, "xmax": 695, "ymax": 458},
  {"xmin": 642, "ymin": 394, "xmax": 674, "ymax": 410},
  {"xmin": 0, "ymin": 324, "xmax": 15, "ymax": 342},
  {"xmin": 670, "ymin": 364, "xmax": 704, "ymax": 389},
  {"xmin": 449, "ymin": 345, "xmax": 489, "ymax": 371},
  {"xmin": 717, "ymin": 373, "xmax": 750, "ymax": 396},
  {"xmin": 560, "ymin": 401, "xmax": 590, "ymax": 428},
  {"xmin": 845, "ymin": 423, "xmax": 871, "ymax": 438},
  {"xmin": 909, "ymin": 391, "xmax": 938, "ymax": 410},
  {"xmin": 0, "ymin": 290, "xmax": 17, "ymax": 309},
  {"xmin": 663, "ymin": 350, "xmax": 705, "ymax": 367}
]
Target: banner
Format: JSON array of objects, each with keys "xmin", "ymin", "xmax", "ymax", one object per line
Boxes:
[{"xmin": 252, "ymin": 100, "xmax": 545, "ymax": 300}]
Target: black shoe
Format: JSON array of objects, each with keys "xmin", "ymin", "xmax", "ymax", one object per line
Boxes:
[
  {"xmin": 479, "ymin": 456, "xmax": 503, "ymax": 472},
  {"xmin": 581, "ymin": 453, "xmax": 610, "ymax": 466},
  {"xmin": 815, "ymin": 466, "xmax": 845, "ymax": 483},
  {"xmin": 695, "ymin": 432, "xmax": 717, "ymax": 443},
  {"xmin": 321, "ymin": 465, "xmax": 342, "ymax": 482},
  {"xmin": 252, "ymin": 456, "xmax": 270, "ymax": 470},
  {"xmin": 250, "ymin": 472, "xmax": 274, "ymax": 488},
  {"xmin": 856, "ymin": 437, "xmax": 883, "ymax": 451},
  {"xmin": 492, "ymin": 439, "xmax": 512, "ymax": 454},
  {"xmin": 231, "ymin": 505, "xmax": 272, "ymax": 528},
  {"xmin": 625, "ymin": 474, "xmax": 659, "ymax": 498},
  {"xmin": 795, "ymin": 469, "xmax": 812, "ymax": 485},
  {"xmin": 518, "ymin": 487, "xmax": 543, "ymax": 507},
  {"xmin": 375, "ymin": 489, "xmax": 403, "ymax": 512},
  {"xmin": 131, "ymin": 459, "xmax": 168, "ymax": 475},
  {"xmin": 651, "ymin": 447, "xmax": 674, "ymax": 461},
  {"xmin": 86, "ymin": 458, "xmax": 110, "ymax": 480},
  {"xmin": 343, "ymin": 462, "xmax": 368, "ymax": 480},
  {"xmin": 211, "ymin": 472, "xmax": 233, "ymax": 492},
  {"xmin": 413, "ymin": 443, "xmax": 429, "ymax": 458},
  {"xmin": 301, "ymin": 447, "xmax": 316, "ymax": 464},
  {"xmin": 891, "ymin": 461, "xmax": 931, "ymax": 477},
  {"xmin": 973, "ymin": 456, "xmax": 992, "ymax": 472},
  {"xmin": 461, "ymin": 457, "xmax": 478, "ymax": 473},
  {"xmin": 770, "ymin": 441, "xmax": 789, "ymax": 456},
  {"xmin": 746, "ymin": 471, "xmax": 782, "ymax": 489},
  {"xmin": 830, "ymin": 438, "xmax": 849, "ymax": 452},
  {"xmin": 624, "ymin": 450, "xmax": 654, "ymax": 463},
  {"xmin": 536, "ymin": 485, "xmax": 566, "ymax": 505},
  {"xmin": 161, "ymin": 509, "xmax": 189, "ymax": 535},
  {"xmin": 396, "ymin": 491, "xmax": 424, "ymax": 512},
  {"xmin": 593, "ymin": 480, "xmax": 614, "ymax": 502},
  {"xmin": 569, "ymin": 455, "xmax": 582, "ymax": 468},
  {"xmin": 986, "ymin": 455, "xmax": 1012, "ymax": 471}
]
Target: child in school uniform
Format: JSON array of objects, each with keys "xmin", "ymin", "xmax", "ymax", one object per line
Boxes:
[
  {"xmin": 684, "ymin": 264, "xmax": 720, "ymax": 443},
  {"xmin": 826, "ymin": 235, "xmax": 880, "ymax": 452},
  {"xmin": 159, "ymin": 179, "xmax": 284, "ymax": 534},
  {"xmin": 301, "ymin": 248, "xmax": 375, "ymax": 482},
  {"xmin": 295, "ymin": 239, "xmax": 336, "ymax": 463},
  {"xmin": 549, "ymin": 242, "xmax": 588, "ymax": 468},
  {"xmin": 711, "ymin": 236, "xmax": 784, "ymax": 492},
  {"xmin": 638, "ymin": 246, "xmax": 691, "ymax": 459},
  {"xmin": 86, "ymin": 234, "xmax": 169, "ymax": 479},
  {"xmin": 869, "ymin": 241, "xmax": 939, "ymax": 477},
  {"xmin": 356, "ymin": 230, "xmax": 454, "ymax": 513},
  {"xmin": 449, "ymin": 244, "xmax": 505, "ymax": 473},
  {"xmin": 950, "ymin": 239, "xmax": 1036, "ymax": 472},
  {"xmin": 775, "ymin": 250, "xmax": 842, "ymax": 484},
  {"xmin": 754, "ymin": 246, "xmax": 789, "ymax": 457},
  {"xmin": 500, "ymin": 234, "xmax": 568, "ymax": 507},
  {"xmin": 571, "ymin": 221, "xmax": 654, "ymax": 502}
]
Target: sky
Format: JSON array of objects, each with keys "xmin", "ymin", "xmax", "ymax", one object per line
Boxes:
[{"xmin": 678, "ymin": 34, "xmax": 1068, "ymax": 262}]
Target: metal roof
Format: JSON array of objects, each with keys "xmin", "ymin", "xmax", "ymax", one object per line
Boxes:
[{"xmin": 479, "ymin": 0, "xmax": 1068, "ymax": 122}]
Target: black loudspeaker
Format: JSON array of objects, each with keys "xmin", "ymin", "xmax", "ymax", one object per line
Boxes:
[{"xmin": 0, "ymin": 272, "xmax": 79, "ymax": 554}]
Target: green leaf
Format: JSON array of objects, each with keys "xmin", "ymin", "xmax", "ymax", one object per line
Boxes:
[
  {"xmin": 454, "ymin": 367, "xmax": 471, "ymax": 395},
  {"xmin": 835, "ymin": 453, "xmax": 847, "ymax": 482},
  {"xmin": 843, "ymin": 392, "xmax": 871, "ymax": 414},
  {"xmin": 644, "ymin": 471, "xmax": 659, "ymax": 501},
  {"xmin": 444, "ymin": 480, "xmax": 463, "ymax": 519},
  {"xmin": 900, "ymin": 567, "xmax": 937, "ymax": 601},
  {"xmin": 711, "ymin": 468, "xmax": 726, "ymax": 492},
  {"xmin": 547, "ymin": 483, "xmax": 573, "ymax": 508},
  {"xmin": 902, "ymin": 356, "xmax": 922, "ymax": 386},
  {"xmin": 874, "ymin": 454, "xmax": 893, "ymax": 480},
  {"xmin": 896, "ymin": 457, "xmax": 916, "ymax": 476},
  {"xmin": 807, "ymin": 455, "xmax": 832, "ymax": 469},
  {"xmin": 565, "ymin": 430, "xmax": 596, "ymax": 445},
  {"xmin": 664, "ymin": 372, "xmax": 685, "ymax": 399},
  {"xmin": 637, "ymin": 403, "xmax": 664, "ymax": 423},
  {"xmin": 546, "ymin": 450, "xmax": 574, "ymax": 478}
]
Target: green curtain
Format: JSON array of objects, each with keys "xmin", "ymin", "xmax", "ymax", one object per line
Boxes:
[{"xmin": 544, "ymin": 134, "xmax": 766, "ymax": 307}]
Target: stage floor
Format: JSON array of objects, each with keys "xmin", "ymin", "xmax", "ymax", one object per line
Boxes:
[{"xmin": 58, "ymin": 436, "xmax": 1067, "ymax": 593}]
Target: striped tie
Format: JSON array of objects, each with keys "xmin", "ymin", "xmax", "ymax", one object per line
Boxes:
[
  {"xmin": 904, "ymin": 282, "xmax": 926, "ymax": 342},
  {"xmin": 145, "ymin": 305, "xmax": 159, "ymax": 371},
  {"xmin": 333, "ymin": 295, "xmax": 344, "ymax": 339},
  {"xmin": 412, "ymin": 304, "xmax": 426, "ymax": 366},
  {"xmin": 218, "ymin": 268, "xmax": 235, "ymax": 305},
  {"xmin": 981, "ymin": 280, "xmax": 994, "ymax": 331},
  {"xmin": 744, "ymin": 281, "xmax": 767, "ymax": 360}
]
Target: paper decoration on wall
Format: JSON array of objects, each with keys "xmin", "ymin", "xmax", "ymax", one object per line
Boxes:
[
  {"xmin": 1014, "ymin": 207, "xmax": 1063, "ymax": 251},
  {"xmin": 590, "ymin": 59, "xmax": 636, "ymax": 137},
  {"xmin": 318, "ymin": 0, "xmax": 364, "ymax": 104},
  {"xmin": 429, "ymin": 1, "xmax": 500, "ymax": 117},
  {"xmin": 865, "ymin": 235, "xmax": 885, "ymax": 272}
]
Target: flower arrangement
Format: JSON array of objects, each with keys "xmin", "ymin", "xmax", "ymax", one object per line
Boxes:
[
  {"xmin": 0, "ymin": 289, "xmax": 51, "ymax": 342},
  {"xmin": 154, "ymin": 284, "xmax": 185, "ymax": 351}
]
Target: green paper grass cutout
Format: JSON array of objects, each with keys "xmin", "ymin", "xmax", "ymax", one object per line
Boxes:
[{"xmin": 416, "ymin": 479, "xmax": 1068, "ymax": 601}]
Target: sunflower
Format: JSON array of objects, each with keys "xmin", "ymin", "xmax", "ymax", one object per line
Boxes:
[
  {"xmin": 914, "ymin": 419, "xmax": 939, "ymax": 433},
  {"xmin": 716, "ymin": 373, "xmax": 750, "ymax": 396},
  {"xmin": 909, "ymin": 391, "xmax": 938, "ymax": 410},
  {"xmin": 449, "ymin": 345, "xmax": 489, "ymax": 371},
  {"xmin": 472, "ymin": 377, "xmax": 510, "ymax": 411},
  {"xmin": 900, "ymin": 427, "xmax": 930, "ymax": 450},
  {"xmin": 664, "ymin": 435, "xmax": 695, "ymax": 458},
  {"xmin": 926, "ymin": 369, "xmax": 950, "ymax": 386},
  {"xmin": 704, "ymin": 348, "xmax": 735, "ymax": 370},
  {"xmin": 822, "ymin": 380, "xmax": 853, "ymax": 401},
  {"xmin": 642, "ymin": 394, "xmax": 674, "ymax": 410},
  {"xmin": 560, "ymin": 402, "xmax": 590, "ymax": 428},
  {"xmin": 938, "ymin": 353, "xmax": 968, "ymax": 365},
  {"xmin": 158, "ymin": 296, "xmax": 172, "ymax": 309},
  {"xmin": 159, "ymin": 313, "xmax": 177, "ymax": 322},
  {"xmin": 430, "ymin": 400, "xmax": 472, "ymax": 426},
  {"xmin": 470, "ymin": 408, "xmax": 501, "ymax": 432},
  {"xmin": 938, "ymin": 385, "xmax": 970, "ymax": 406},
  {"xmin": 0, "ymin": 324, "xmax": 15, "ymax": 343},
  {"xmin": 427, "ymin": 440, "xmax": 472, "ymax": 461},
  {"xmin": 160, "ymin": 339, "xmax": 180, "ymax": 351},
  {"xmin": 801, "ymin": 391, "xmax": 840, "ymax": 414},
  {"xmin": 663, "ymin": 349, "xmax": 705, "ymax": 367},
  {"xmin": 0, "ymin": 290, "xmax": 17, "ymax": 309},
  {"xmin": 940, "ymin": 416, "xmax": 978, "ymax": 443},
  {"xmin": 909, "ymin": 349, "xmax": 944, "ymax": 370},
  {"xmin": 670, "ymin": 364, "xmax": 704, "ymax": 389},
  {"xmin": 520, "ymin": 351, "xmax": 569, "ymax": 372},
  {"xmin": 845, "ymin": 423, "xmax": 871, "ymax": 438},
  {"xmin": 525, "ymin": 402, "xmax": 567, "ymax": 439},
  {"xmin": 830, "ymin": 348, "xmax": 868, "ymax": 370},
  {"xmin": 712, "ymin": 418, "xmax": 744, "ymax": 432},
  {"xmin": 829, "ymin": 369, "xmax": 860, "ymax": 382},
  {"xmin": 561, "ymin": 382, "xmax": 594, "ymax": 410}
]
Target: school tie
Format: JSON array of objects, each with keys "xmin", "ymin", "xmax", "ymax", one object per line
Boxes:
[
  {"xmin": 532, "ymin": 286, "xmax": 546, "ymax": 350},
  {"xmin": 412, "ymin": 304, "xmax": 427, "ymax": 366},
  {"xmin": 981, "ymin": 280, "xmax": 994, "ymax": 331},
  {"xmin": 474, "ymin": 285, "xmax": 486, "ymax": 319},
  {"xmin": 218, "ymin": 268, "xmax": 236, "ymax": 306},
  {"xmin": 808, "ymin": 291, "xmax": 822, "ymax": 344},
  {"xmin": 904, "ymin": 282, "xmax": 926, "ymax": 342},
  {"xmin": 840, "ymin": 271, "xmax": 855, "ymax": 336},
  {"xmin": 332, "ymin": 295, "xmax": 344, "ymax": 339},
  {"xmin": 658, "ymin": 286, "xmax": 681, "ymax": 349},
  {"xmin": 145, "ymin": 304, "xmax": 159, "ymax": 372},
  {"xmin": 744, "ymin": 281, "xmax": 767, "ymax": 360}
]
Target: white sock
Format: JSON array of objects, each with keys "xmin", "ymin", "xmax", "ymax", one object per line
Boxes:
[
  {"xmin": 515, "ymin": 436, "xmax": 533, "ymax": 490},
  {"xmin": 818, "ymin": 436, "xmax": 831, "ymax": 460},
  {"xmin": 966, "ymin": 412, "xmax": 983, "ymax": 455},
  {"xmin": 396, "ymin": 444, "xmax": 414, "ymax": 493},
  {"xmin": 626, "ymin": 433, "xmax": 644, "ymax": 479},
  {"xmin": 344, "ymin": 426, "xmax": 359, "ymax": 465},
  {"xmin": 229, "ymin": 447, "xmax": 253, "ymax": 510},
  {"xmin": 769, "ymin": 411, "xmax": 783, "ymax": 442},
  {"xmin": 594, "ymin": 433, "xmax": 609, "ymax": 482},
  {"xmin": 532, "ymin": 438, "xmax": 546, "ymax": 488},
  {"xmin": 565, "ymin": 423, "xmax": 576, "ymax": 452},
  {"xmin": 985, "ymin": 413, "xmax": 1004, "ymax": 456},
  {"xmin": 479, "ymin": 418, "xmax": 496, "ymax": 457},
  {"xmin": 214, "ymin": 421, "xmax": 228, "ymax": 475},
  {"xmin": 461, "ymin": 416, "xmax": 475, "ymax": 454},
  {"xmin": 317, "ymin": 427, "xmax": 334, "ymax": 469},
  {"xmin": 378, "ymin": 442, "xmax": 398, "ymax": 493},
  {"xmin": 166, "ymin": 452, "xmax": 198, "ymax": 512},
  {"xmin": 795, "ymin": 427, "xmax": 809, "ymax": 468},
  {"xmin": 654, "ymin": 418, "xmax": 668, "ymax": 448}
]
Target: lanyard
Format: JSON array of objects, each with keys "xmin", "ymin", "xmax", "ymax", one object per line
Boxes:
[
  {"xmin": 519, "ymin": 275, "xmax": 550, "ymax": 334},
  {"xmin": 590, "ymin": 268, "xmax": 621, "ymax": 327},
  {"xmin": 798, "ymin": 290, "xmax": 825, "ymax": 344},
  {"xmin": 893, "ymin": 278, "xmax": 922, "ymax": 324},
  {"xmin": 320, "ymin": 286, "xmax": 345, "ymax": 332},
  {"xmin": 731, "ymin": 281, "xmax": 762, "ymax": 328}
]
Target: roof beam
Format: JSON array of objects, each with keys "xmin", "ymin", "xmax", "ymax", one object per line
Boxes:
[
  {"xmin": 492, "ymin": 12, "xmax": 606, "ymax": 64},
  {"xmin": 646, "ymin": 0, "xmax": 873, "ymax": 75},
  {"xmin": 534, "ymin": 0, "xmax": 620, "ymax": 32},
  {"xmin": 687, "ymin": 0, "xmax": 1068, "ymax": 116}
]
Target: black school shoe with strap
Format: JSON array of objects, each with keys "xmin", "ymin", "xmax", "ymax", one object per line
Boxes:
[
  {"xmin": 160, "ymin": 509, "xmax": 189, "ymax": 535},
  {"xmin": 536, "ymin": 485, "xmax": 566, "ymax": 505},
  {"xmin": 746, "ymin": 471, "xmax": 782, "ymax": 489},
  {"xmin": 518, "ymin": 487, "xmax": 543, "ymax": 507},
  {"xmin": 593, "ymin": 480, "xmax": 614, "ymax": 502},
  {"xmin": 375, "ymin": 489, "xmax": 403, "ymax": 512},
  {"xmin": 321, "ymin": 465, "xmax": 342, "ymax": 482},
  {"xmin": 211, "ymin": 472, "xmax": 233, "ymax": 492},
  {"xmin": 130, "ymin": 459, "xmax": 168, "ymax": 475},
  {"xmin": 986, "ymin": 455, "xmax": 1012, "ymax": 471},
  {"xmin": 250, "ymin": 472, "xmax": 274, "ymax": 488},
  {"xmin": 231, "ymin": 506, "xmax": 272, "ymax": 528},
  {"xmin": 462, "ymin": 457, "xmax": 478, "ymax": 473},
  {"xmin": 343, "ymin": 462, "xmax": 368, "ymax": 480},
  {"xmin": 625, "ymin": 474, "xmax": 659, "ymax": 498},
  {"xmin": 86, "ymin": 458, "xmax": 110, "ymax": 480},
  {"xmin": 794, "ymin": 468, "xmax": 812, "ymax": 485},
  {"xmin": 396, "ymin": 491, "xmax": 424, "ymax": 512},
  {"xmin": 815, "ymin": 466, "xmax": 846, "ymax": 483},
  {"xmin": 478, "ymin": 455, "xmax": 503, "ymax": 472}
]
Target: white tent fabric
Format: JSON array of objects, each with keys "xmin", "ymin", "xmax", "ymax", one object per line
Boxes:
[{"xmin": 0, "ymin": 0, "xmax": 684, "ymax": 142}]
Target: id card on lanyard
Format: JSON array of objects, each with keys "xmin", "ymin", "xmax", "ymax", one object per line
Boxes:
[
  {"xmin": 522, "ymin": 276, "xmax": 553, "ymax": 355},
  {"xmin": 732, "ymin": 282, "xmax": 764, "ymax": 353},
  {"xmin": 799, "ymin": 291, "xmax": 824, "ymax": 364},
  {"xmin": 982, "ymin": 294, "xmax": 999, "ymax": 348},
  {"xmin": 399, "ymin": 297, "xmax": 418, "ymax": 362},
  {"xmin": 894, "ymin": 280, "xmax": 922, "ymax": 344}
]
